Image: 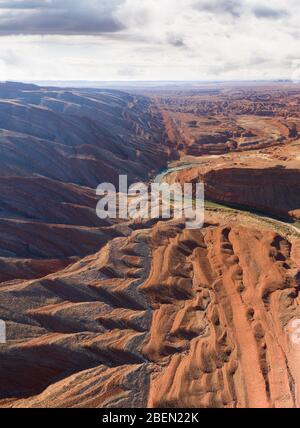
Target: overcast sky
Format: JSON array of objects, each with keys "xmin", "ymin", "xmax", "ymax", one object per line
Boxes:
[{"xmin": 0, "ymin": 0, "xmax": 299, "ymax": 81}]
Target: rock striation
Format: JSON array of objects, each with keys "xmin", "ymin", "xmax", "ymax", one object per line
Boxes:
[{"xmin": 0, "ymin": 219, "xmax": 299, "ymax": 408}]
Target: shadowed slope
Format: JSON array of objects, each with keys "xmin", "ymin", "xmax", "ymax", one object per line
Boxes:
[{"xmin": 0, "ymin": 82, "xmax": 172, "ymax": 281}]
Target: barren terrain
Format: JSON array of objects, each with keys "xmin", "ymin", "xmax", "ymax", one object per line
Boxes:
[{"xmin": 0, "ymin": 82, "xmax": 300, "ymax": 408}]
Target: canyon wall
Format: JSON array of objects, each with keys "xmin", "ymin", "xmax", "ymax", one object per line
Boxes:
[{"xmin": 0, "ymin": 82, "xmax": 173, "ymax": 281}]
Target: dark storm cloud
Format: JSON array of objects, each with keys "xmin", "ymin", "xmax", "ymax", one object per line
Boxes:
[
  {"xmin": 194, "ymin": 0, "xmax": 243, "ymax": 18},
  {"xmin": 252, "ymin": 5, "xmax": 288, "ymax": 20},
  {"xmin": 0, "ymin": 0, "xmax": 125, "ymax": 35}
]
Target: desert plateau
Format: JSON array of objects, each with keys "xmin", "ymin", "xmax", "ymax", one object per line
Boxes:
[{"xmin": 0, "ymin": 80, "xmax": 299, "ymax": 409}]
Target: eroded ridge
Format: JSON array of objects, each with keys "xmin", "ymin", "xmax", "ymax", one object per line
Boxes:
[
  {"xmin": 1, "ymin": 219, "xmax": 299, "ymax": 408},
  {"xmin": 0, "ymin": 230, "xmax": 154, "ymax": 408},
  {"xmin": 142, "ymin": 221, "xmax": 300, "ymax": 408}
]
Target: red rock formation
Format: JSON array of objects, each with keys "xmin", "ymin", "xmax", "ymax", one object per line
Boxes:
[
  {"xmin": 152, "ymin": 84, "xmax": 300, "ymax": 156},
  {"xmin": 0, "ymin": 82, "xmax": 300, "ymax": 409},
  {"xmin": 143, "ymin": 222, "xmax": 300, "ymax": 408},
  {"xmin": 0, "ymin": 218, "xmax": 299, "ymax": 408},
  {"xmin": 203, "ymin": 167, "xmax": 300, "ymax": 220}
]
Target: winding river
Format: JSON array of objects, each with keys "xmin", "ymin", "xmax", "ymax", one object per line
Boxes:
[{"xmin": 154, "ymin": 162, "xmax": 300, "ymax": 237}]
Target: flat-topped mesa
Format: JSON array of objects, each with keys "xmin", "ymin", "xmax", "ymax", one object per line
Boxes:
[{"xmin": 169, "ymin": 142, "xmax": 300, "ymax": 221}]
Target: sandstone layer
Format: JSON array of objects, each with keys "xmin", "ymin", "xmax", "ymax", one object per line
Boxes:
[
  {"xmin": 169, "ymin": 142, "xmax": 300, "ymax": 221},
  {"xmin": 0, "ymin": 82, "xmax": 300, "ymax": 408},
  {"xmin": 0, "ymin": 216, "xmax": 299, "ymax": 408}
]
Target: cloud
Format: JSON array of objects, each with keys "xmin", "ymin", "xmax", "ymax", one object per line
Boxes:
[
  {"xmin": 0, "ymin": 0, "xmax": 299, "ymax": 82},
  {"xmin": 0, "ymin": 0, "xmax": 125, "ymax": 35},
  {"xmin": 252, "ymin": 5, "xmax": 288, "ymax": 20},
  {"xmin": 0, "ymin": 0, "xmax": 49, "ymax": 9},
  {"xmin": 166, "ymin": 33, "xmax": 186, "ymax": 48},
  {"xmin": 194, "ymin": 0, "xmax": 243, "ymax": 18},
  {"xmin": 169, "ymin": 39, "xmax": 185, "ymax": 47}
]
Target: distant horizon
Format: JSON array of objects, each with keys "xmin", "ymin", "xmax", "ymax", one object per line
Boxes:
[{"xmin": 3, "ymin": 78, "xmax": 296, "ymax": 90}]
